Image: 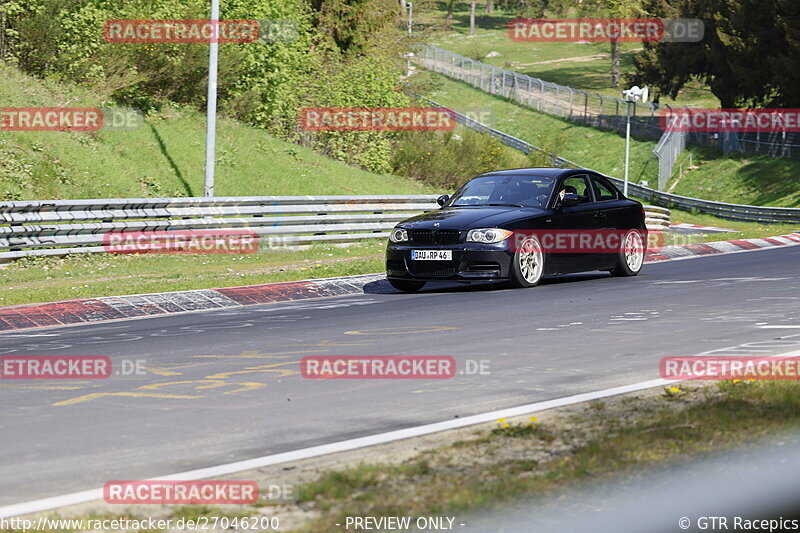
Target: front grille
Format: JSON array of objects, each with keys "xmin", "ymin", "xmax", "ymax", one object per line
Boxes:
[
  {"xmin": 408, "ymin": 262, "xmax": 458, "ymax": 277},
  {"xmin": 409, "ymin": 229, "xmax": 461, "ymax": 245}
]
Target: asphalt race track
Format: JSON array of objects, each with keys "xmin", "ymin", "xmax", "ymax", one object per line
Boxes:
[{"xmin": 2, "ymin": 245, "xmax": 800, "ymax": 505}]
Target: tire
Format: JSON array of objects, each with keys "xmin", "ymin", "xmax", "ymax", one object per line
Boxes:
[
  {"xmin": 388, "ymin": 278, "xmax": 427, "ymax": 292},
  {"xmin": 609, "ymin": 229, "xmax": 645, "ymax": 277},
  {"xmin": 509, "ymin": 235, "xmax": 545, "ymax": 288}
]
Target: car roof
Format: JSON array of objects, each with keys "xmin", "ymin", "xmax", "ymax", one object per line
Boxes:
[{"xmin": 476, "ymin": 167, "xmax": 583, "ymax": 178}]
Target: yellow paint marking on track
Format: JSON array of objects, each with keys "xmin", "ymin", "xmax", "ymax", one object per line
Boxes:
[
  {"xmin": 205, "ymin": 361, "xmax": 301, "ymax": 380},
  {"xmin": 53, "ymin": 392, "xmax": 203, "ymax": 407},
  {"xmin": 139, "ymin": 380, "xmax": 220, "ymax": 391},
  {"xmin": 220, "ymin": 382, "xmax": 265, "ymax": 394},
  {"xmin": 344, "ymin": 326, "xmax": 457, "ymax": 335},
  {"xmin": 137, "ymin": 379, "xmax": 267, "ymax": 394},
  {"xmin": 141, "ymin": 367, "xmax": 183, "ymax": 376}
]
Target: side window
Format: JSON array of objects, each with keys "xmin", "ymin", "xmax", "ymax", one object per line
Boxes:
[
  {"xmin": 591, "ymin": 176, "xmax": 618, "ymax": 202},
  {"xmin": 558, "ymin": 175, "xmax": 593, "ymax": 204}
]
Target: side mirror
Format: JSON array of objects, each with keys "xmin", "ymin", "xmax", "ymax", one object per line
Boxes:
[
  {"xmin": 560, "ymin": 193, "xmax": 581, "ymax": 207},
  {"xmin": 436, "ymin": 194, "xmax": 450, "ymax": 207}
]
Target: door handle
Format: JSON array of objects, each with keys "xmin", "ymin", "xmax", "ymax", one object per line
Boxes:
[{"xmin": 594, "ymin": 212, "xmax": 607, "ymax": 218}]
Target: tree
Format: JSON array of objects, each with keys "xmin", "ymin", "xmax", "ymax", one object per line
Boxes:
[
  {"xmin": 630, "ymin": 0, "xmax": 798, "ymax": 107},
  {"xmin": 311, "ymin": 0, "xmax": 400, "ymax": 55},
  {"xmin": 581, "ymin": 0, "xmax": 645, "ymax": 88},
  {"xmin": 445, "ymin": 0, "xmax": 455, "ymax": 29},
  {"xmin": 485, "ymin": 0, "xmax": 494, "ymax": 14},
  {"xmin": 470, "ymin": 0, "xmax": 477, "ymax": 35}
]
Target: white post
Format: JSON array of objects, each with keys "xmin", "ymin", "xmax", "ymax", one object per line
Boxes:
[
  {"xmin": 203, "ymin": 0, "xmax": 220, "ymax": 198},
  {"xmin": 405, "ymin": 3, "xmax": 412, "ymax": 76},
  {"xmin": 624, "ymin": 101, "xmax": 631, "ymax": 196}
]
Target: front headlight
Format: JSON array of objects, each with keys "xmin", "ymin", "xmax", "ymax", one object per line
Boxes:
[
  {"xmin": 389, "ymin": 228, "xmax": 408, "ymax": 243},
  {"xmin": 466, "ymin": 228, "xmax": 513, "ymax": 244}
]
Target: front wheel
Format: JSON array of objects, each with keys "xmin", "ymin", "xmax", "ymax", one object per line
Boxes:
[
  {"xmin": 509, "ymin": 235, "xmax": 545, "ymax": 288},
  {"xmin": 388, "ymin": 278, "xmax": 427, "ymax": 292},
  {"xmin": 609, "ymin": 229, "xmax": 645, "ymax": 277}
]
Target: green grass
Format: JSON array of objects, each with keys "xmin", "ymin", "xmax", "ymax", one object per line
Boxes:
[
  {"xmin": 414, "ymin": 71, "xmax": 800, "ymax": 207},
  {"xmin": 665, "ymin": 152, "xmax": 800, "ymax": 207},
  {"xmin": 416, "ymin": 70, "xmax": 664, "ymax": 183},
  {"xmin": 287, "ymin": 381, "xmax": 800, "ymax": 532},
  {"xmin": 0, "ymin": 64, "xmax": 433, "ymax": 201},
  {"xmin": 418, "ymin": 2, "xmax": 719, "ymax": 107},
  {"xmin": 0, "ymin": 241, "xmax": 385, "ymax": 306}
]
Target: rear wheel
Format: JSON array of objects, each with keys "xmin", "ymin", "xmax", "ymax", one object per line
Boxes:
[
  {"xmin": 609, "ymin": 229, "xmax": 645, "ymax": 277},
  {"xmin": 388, "ymin": 278, "xmax": 426, "ymax": 292},
  {"xmin": 509, "ymin": 235, "xmax": 545, "ymax": 288}
]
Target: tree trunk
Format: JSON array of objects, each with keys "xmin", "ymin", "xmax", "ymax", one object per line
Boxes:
[
  {"xmin": 610, "ymin": 38, "xmax": 620, "ymax": 88},
  {"xmin": 484, "ymin": 0, "xmax": 494, "ymax": 14},
  {"xmin": 445, "ymin": 0, "xmax": 454, "ymax": 29},
  {"xmin": 470, "ymin": 0, "xmax": 477, "ymax": 35},
  {"xmin": 399, "ymin": 0, "xmax": 406, "ymax": 15}
]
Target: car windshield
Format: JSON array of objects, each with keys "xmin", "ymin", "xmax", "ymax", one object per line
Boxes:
[{"xmin": 448, "ymin": 175, "xmax": 556, "ymax": 208}]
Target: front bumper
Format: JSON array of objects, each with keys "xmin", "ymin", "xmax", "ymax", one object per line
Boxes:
[{"xmin": 386, "ymin": 243, "xmax": 514, "ymax": 281}]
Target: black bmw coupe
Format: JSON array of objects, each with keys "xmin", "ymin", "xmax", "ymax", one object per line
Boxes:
[{"xmin": 386, "ymin": 168, "xmax": 647, "ymax": 292}]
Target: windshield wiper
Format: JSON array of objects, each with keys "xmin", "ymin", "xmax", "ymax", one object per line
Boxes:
[{"xmin": 483, "ymin": 203, "xmax": 525, "ymax": 207}]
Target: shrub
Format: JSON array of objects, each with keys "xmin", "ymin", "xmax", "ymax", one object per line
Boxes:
[{"xmin": 392, "ymin": 129, "xmax": 527, "ymax": 190}]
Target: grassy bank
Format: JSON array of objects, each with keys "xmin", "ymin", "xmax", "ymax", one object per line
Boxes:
[
  {"xmin": 414, "ymin": 71, "xmax": 800, "ymax": 207},
  {"xmin": 0, "ymin": 64, "xmax": 433, "ymax": 201},
  {"xmin": 286, "ymin": 381, "xmax": 800, "ymax": 531},
  {"xmin": 0, "ymin": 242, "xmax": 385, "ymax": 307}
]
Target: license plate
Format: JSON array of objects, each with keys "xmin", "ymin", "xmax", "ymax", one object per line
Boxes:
[{"xmin": 411, "ymin": 250, "xmax": 452, "ymax": 261}]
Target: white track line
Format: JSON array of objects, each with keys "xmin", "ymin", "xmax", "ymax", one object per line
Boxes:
[{"xmin": 0, "ymin": 377, "xmax": 674, "ymax": 518}]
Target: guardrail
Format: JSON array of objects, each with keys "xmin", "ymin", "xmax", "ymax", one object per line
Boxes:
[
  {"xmin": 413, "ymin": 93, "xmax": 800, "ymax": 224},
  {"xmin": 0, "ymin": 195, "xmax": 669, "ymax": 261},
  {"xmin": 643, "ymin": 205, "xmax": 670, "ymax": 230},
  {"xmin": 0, "ymin": 196, "xmax": 437, "ymax": 262}
]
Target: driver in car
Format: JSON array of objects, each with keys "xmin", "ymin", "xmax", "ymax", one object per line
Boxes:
[{"xmin": 558, "ymin": 185, "xmax": 578, "ymax": 201}]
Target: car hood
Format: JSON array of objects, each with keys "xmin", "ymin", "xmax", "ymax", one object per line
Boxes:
[{"xmin": 399, "ymin": 206, "xmax": 546, "ymax": 230}]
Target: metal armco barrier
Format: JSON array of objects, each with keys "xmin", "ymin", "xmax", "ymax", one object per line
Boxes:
[
  {"xmin": 413, "ymin": 93, "xmax": 800, "ymax": 224},
  {"xmin": 0, "ymin": 195, "xmax": 669, "ymax": 261},
  {"xmin": 0, "ymin": 196, "xmax": 435, "ymax": 262}
]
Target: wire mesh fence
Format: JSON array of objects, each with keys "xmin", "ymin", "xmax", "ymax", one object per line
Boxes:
[
  {"xmin": 653, "ymin": 129, "xmax": 686, "ymax": 190},
  {"xmin": 419, "ymin": 45, "xmax": 800, "ymax": 160}
]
